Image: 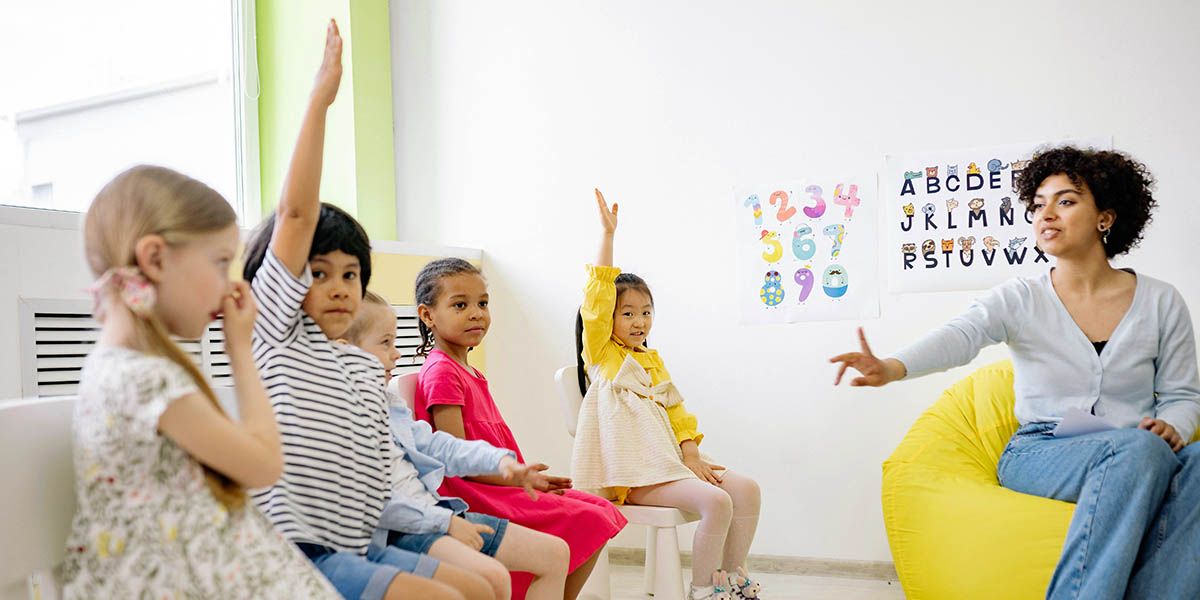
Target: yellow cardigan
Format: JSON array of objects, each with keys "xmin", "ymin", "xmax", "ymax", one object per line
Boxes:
[{"xmin": 580, "ymin": 265, "xmax": 703, "ymax": 446}]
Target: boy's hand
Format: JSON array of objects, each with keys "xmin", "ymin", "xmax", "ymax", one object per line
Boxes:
[
  {"xmin": 447, "ymin": 515, "xmax": 492, "ymax": 552},
  {"xmin": 498, "ymin": 456, "xmax": 543, "ymax": 500},
  {"xmin": 311, "ymin": 19, "xmax": 343, "ymax": 107},
  {"xmin": 596, "ymin": 189, "xmax": 618, "ymax": 234},
  {"xmin": 220, "ymin": 281, "xmax": 257, "ymax": 356}
]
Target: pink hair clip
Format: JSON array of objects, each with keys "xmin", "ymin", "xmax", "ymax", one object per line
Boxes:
[{"xmin": 89, "ymin": 266, "xmax": 156, "ymax": 318}]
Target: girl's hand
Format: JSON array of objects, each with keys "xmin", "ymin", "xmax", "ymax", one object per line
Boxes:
[
  {"xmin": 829, "ymin": 327, "xmax": 904, "ymax": 387},
  {"xmin": 311, "ymin": 20, "xmax": 343, "ymax": 108},
  {"xmin": 596, "ymin": 188, "xmax": 618, "ymax": 234},
  {"xmin": 447, "ymin": 515, "xmax": 492, "ymax": 552},
  {"xmin": 498, "ymin": 456, "xmax": 543, "ymax": 500},
  {"xmin": 220, "ymin": 281, "xmax": 257, "ymax": 357},
  {"xmin": 1140, "ymin": 417, "xmax": 1185, "ymax": 452},
  {"xmin": 531, "ymin": 472, "xmax": 572, "ymax": 495},
  {"xmin": 683, "ymin": 455, "xmax": 724, "ymax": 486}
]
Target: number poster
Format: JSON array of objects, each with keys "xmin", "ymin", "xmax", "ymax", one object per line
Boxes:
[
  {"xmin": 735, "ymin": 177, "xmax": 879, "ymax": 324},
  {"xmin": 883, "ymin": 138, "xmax": 1110, "ymax": 293}
]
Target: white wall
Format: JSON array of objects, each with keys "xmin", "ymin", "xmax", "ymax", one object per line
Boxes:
[
  {"xmin": 390, "ymin": 0, "xmax": 1200, "ymax": 561},
  {"xmin": 0, "ymin": 219, "xmax": 92, "ymax": 400}
]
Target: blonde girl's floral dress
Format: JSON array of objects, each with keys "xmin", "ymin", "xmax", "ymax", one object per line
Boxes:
[{"xmin": 62, "ymin": 346, "xmax": 340, "ymax": 599}]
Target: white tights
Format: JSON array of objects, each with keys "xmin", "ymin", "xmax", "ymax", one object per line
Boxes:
[{"xmin": 626, "ymin": 471, "xmax": 761, "ymax": 587}]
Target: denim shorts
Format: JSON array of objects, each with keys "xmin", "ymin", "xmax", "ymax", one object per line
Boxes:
[
  {"xmin": 388, "ymin": 512, "xmax": 508, "ymax": 556},
  {"xmin": 297, "ymin": 541, "xmax": 440, "ymax": 600}
]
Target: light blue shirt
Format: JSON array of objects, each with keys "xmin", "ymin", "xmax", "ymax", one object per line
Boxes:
[
  {"xmin": 890, "ymin": 269, "xmax": 1200, "ymax": 441},
  {"xmin": 371, "ymin": 399, "xmax": 514, "ymax": 548}
]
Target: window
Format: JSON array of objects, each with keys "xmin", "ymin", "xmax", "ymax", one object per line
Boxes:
[{"xmin": 0, "ymin": 0, "xmax": 259, "ymax": 225}]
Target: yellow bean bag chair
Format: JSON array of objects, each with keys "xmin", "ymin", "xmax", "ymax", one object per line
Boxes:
[{"xmin": 882, "ymin": 359, "xmax": 1200, "ymax": 599}]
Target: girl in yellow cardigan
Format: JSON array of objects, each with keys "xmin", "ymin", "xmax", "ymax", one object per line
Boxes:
[{"xmin": 571, "ymin": 189, "xmax": 764, "ymax": 600}]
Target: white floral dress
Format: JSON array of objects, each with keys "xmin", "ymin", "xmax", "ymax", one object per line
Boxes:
[{"xmin": 62, "ymin": 346, "xmax": 340, "ymax": 599}]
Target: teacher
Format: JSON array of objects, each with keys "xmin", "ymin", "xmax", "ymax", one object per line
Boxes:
[{"xmin": 830, "ymin": 146, "xmax": 1200, "ymax": 599}]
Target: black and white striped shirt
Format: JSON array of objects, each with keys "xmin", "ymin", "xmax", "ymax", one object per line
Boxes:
[{"xmin": 249, "ymin": 249, "xmax": 392, "ymax": 555}]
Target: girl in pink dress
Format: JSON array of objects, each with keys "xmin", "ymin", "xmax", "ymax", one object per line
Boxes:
[{"xmin": 412, "ymin": 258, "xmax": 627, "ymax": 600}]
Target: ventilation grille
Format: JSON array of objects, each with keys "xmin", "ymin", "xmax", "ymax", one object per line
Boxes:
[{"xmin": 20, "ymin": 298, "xmax": 425, "ymax": 398}]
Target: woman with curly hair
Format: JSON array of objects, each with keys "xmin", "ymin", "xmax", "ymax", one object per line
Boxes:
[{"xmin": 831, "ymin": 146, "xmax": 1200, "ymax": 599}]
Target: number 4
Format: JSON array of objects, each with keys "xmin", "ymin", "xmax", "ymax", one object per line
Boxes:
[{"xmin": 833, "ymin": 184, "xmax": 860, "ymax": 219}]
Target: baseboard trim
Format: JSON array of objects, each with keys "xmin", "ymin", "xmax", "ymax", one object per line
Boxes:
[{"xmin": 607, "ymin": 548, "xmax": 899, "ymax": 582}]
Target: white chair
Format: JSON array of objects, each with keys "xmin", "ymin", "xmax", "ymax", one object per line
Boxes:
[
  {"xmin": 387, "ymin": 372, "xmax": 420, "ymax": 410},
  {"xmin": 0, "ymin": 396, "xmax": 76, "ymax": 600},
  {"xmin": 554, "ymin": 366, "xmax": 700, "ymax": 600}
]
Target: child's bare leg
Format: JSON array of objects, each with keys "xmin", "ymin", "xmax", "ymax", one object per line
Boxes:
[
  {"xmin": 384, "ymin": 571, "xmax": 467, "ymax": 600},
  {"xmin": 428, "ymin": 562, "xmax": 496, "ymax": 600},
  {"xmin": 428, "ymin": 536, "xmax": 511, "ymax": 600},
  {"xmin": 491, "ymin": 524, "xmax": 569, "ymax": 600},
  {"xmin": 563, "ymin": 546, "xmax": 603, "ymax": 600}
]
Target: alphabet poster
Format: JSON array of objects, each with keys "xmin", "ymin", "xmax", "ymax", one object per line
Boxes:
[
  {"xmin": 735, "ymin": 177, "xmax": 879, "ymax": 324},
  {"xmin": 884, "ymin": 138, "xmax": 1110, "ymax": 293}
]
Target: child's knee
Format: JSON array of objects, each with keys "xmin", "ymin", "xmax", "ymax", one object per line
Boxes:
[
  {"xmin": 547, "ymin": 536, "xmax": 570, "ymax": 574},
  {"xmin": 701, "ymin": 486, "xmax": 734, "ymax": 521},
  {"xmin": 478, "ymin": 557, "xmax": 511, "ymax": 598}
]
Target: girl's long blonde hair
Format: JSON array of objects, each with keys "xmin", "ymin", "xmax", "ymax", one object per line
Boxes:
[{"xmin": 83, "ymin": 165, "xmax": 246, "ymax": 509}]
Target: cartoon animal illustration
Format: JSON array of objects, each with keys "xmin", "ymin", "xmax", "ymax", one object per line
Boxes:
[
  {"xmin": 958, "ymin": 236, "xmax": 976, "ymax": 252},
  {"xmin": 946, "ymin": 198, "xmax": 959, "ymax": 211},
  {"xmin": 712, "ymin": 571, "xmax": 734, "ymax": 600},
  {"xmin": 822, "ymin": 264, "xmax": 849, "ymax": 298},
  {"xmin": 947, "ymin": 165, "xmax": 958, "ymax": 177},
  {"xmin": 1000, "ymin": 196, "xmax": 1012, "ymax": 212},
  {"xmin": 732, "ymin": 568, "xmax": 761, "ymax": 599},
  {"xmin": 1010, "ymin": 159, "xmax": 1030, "ymax": 170},
  {"xmin": 922, "ymin": 203, "xmax": 936, "ymax": 217},
  {"xmin": 904, "ymin": 171, "xmax": 922, "ymax": 180},
  {"xmin": 759, "ymin": 270, "xmax": 784, "ymax": 306},
  {"xmin": 901, "ymin": 242, "xmax": 917, "ymax": 254},
  {"xmin": 983, "ymin": 236, "xmax": 1000, "ymax": 251},
  {"xmin": 1008, "ymin": 237, "xmax": 1027, "ymax": 251},
  {"xmin": 941, "ymin": 239, "xmax": 954, "ymax": 252},
  {"xmin": 922, "ymin": 239, "xmax": 936, "ymax": 255},
  {"xmin": 794, "ymin": 267, "xmax": 815, "ymax": 302},
  {"xmin": 760, "ymin": 230, "xmax": 783, "ymax": 263},
  {"xmin": 902, "ymin": 203, "xmax": 915, "ymax": 217},
  {"xmin": 823, "ymin": 223, "xmax": 846, "ymax": 257},
  {"xmin": 967, "ymin": 162, "xmax": 981, "ymax": 175},
  {"xmin": 792, "ymin": 225, "xmax": 816, "ymax": 260},
  {"xmin": 744, "ymin": 194, "xmax": 763, "ymax": 227},
  {"xmin": 925, "ymin": 166, "xmax": 938, "ymax": 178},
  {"xmin": 969, "ymin": 198, "xmax": 985, "ymax": 216},
  {"xmin": 987, "ymin": 158, "xmax": 1009, "ymax": 173}
]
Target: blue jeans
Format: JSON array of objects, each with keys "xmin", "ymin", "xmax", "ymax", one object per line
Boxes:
[
  {"xmin": 388, "ymin": 512, "xmax": 508, "ymax": 556},
  {"xmin": 297, "ymin": 542, "xmax": 440, "ymax": 600},
  {"xmin": 997, "ymin": 423, "xmax": 1200, "ymax": 600}
]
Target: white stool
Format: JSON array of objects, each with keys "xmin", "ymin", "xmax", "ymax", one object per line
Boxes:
[{"xmin": 554, "ymin": 366, "xmax": 700, "ymax": 600}]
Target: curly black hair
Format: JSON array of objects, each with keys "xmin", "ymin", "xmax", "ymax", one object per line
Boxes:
[
  {"xmin": 1015, "ymin": 146, "xmax": 1157, "ymax": 258},
  {"xmin": 241, "ymin": 203, "xmax": 372, "ymax": 292}
]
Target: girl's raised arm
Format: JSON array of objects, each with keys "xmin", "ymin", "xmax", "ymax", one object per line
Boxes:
[
  {"xmin": 270, "ymin": 19, "xmax": 343, "ymax": 278},
  {"xmin": 595, "ymin": 188, "xmax": 617, "ymax": 267}
]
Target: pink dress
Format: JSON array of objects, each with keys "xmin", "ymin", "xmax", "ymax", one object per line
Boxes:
[{"xmin": 416, "ymin": 350, "xmax": 627, "ymax": 598}]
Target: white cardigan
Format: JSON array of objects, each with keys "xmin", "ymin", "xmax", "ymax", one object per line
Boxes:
[{"xmin": 889, "ymin": 269, "xmax": 1200, "ymax": 441}]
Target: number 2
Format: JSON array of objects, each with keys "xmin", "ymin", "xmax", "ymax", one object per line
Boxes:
[{"xmin": 769, "ymin": 191, "xmax": 797, "ymax": 222}]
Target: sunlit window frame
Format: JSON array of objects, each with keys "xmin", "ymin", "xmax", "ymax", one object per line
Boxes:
[{"xmin": 0, "ymin": 0, "xmax": 262, "ymax": 230}]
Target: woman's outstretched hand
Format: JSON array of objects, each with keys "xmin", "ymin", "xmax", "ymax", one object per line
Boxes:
[{"xmin": 829, "ymin": 327, "xmax": 905, "ymax": 387}]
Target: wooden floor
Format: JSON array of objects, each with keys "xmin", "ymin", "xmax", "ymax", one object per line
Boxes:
[{"xmin": 603, "ymin": 564, "xmax": 907, "ymax": 599}]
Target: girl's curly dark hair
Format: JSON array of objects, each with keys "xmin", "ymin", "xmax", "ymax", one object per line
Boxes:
[
  {"xmin": 1015, "ymin": 146, "xmax": 1157, "ymax": 258},
  {"xmin": 413, "ymin": 258, "xmax": 483, "ymax": 357}
]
